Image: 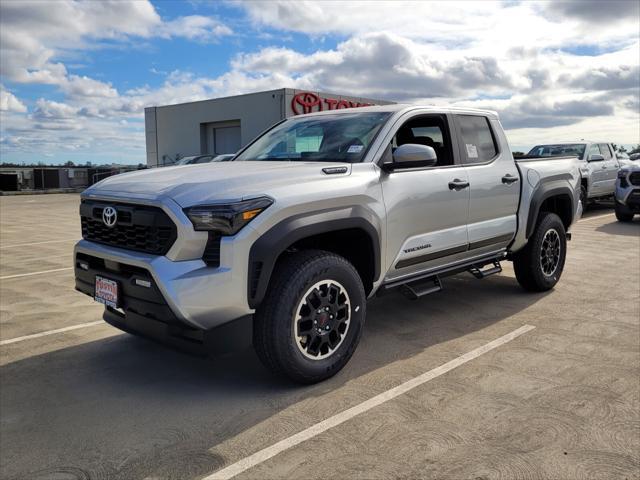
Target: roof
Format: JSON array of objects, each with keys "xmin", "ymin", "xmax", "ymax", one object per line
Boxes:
[
  {"xmin": 291, "ymin": 103, "xmax": 500, "ymax": 119},
  {"xmin": 530, "ymin": 140, "xmax": 610, "ymax": 145}
]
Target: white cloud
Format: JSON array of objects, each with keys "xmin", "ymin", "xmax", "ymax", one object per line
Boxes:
[
  {"xmin": 1, "ymin": 0, "xmax": 638, "ymax": 162},
  {"xmin": 0, "ymin": 1, "xmax": 232, "ymax": 87},
  {"xmin": 161, "ymin": 16, "xmax": 233, "ymax": 42},
  {"xmin": 0, "ymin": 86, "xmax": 27, "ymax": 113}
]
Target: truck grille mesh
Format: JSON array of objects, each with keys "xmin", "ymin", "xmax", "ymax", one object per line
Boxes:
[{"xmin": 80, "ymin": 201, "xmax": 177, "ymax": 255}]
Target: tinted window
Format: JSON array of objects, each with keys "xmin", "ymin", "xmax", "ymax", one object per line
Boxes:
[
  {"xmin": 588, "ymin": 144, "xmax": 601, "ymax": 158},
  {"xmin": 527, "ymin": 143, "xmax": 586, "ymax": 159},
  {"xmin": 457, "ymin": 115, "xmax": 497, "ymax": 163},
  {"xmin": 392, "ymin": 115, "xmax": 454, "ymax": 166},
  {"xmin": 598, "ymin": 144, "xmax": 612, "ymax": 160}
]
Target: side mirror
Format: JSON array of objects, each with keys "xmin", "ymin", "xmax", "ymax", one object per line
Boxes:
[
  {"xmin": 388, "ymin": 143, "xmax": 437, "ymax": 170},
  {"xmin": 588, "ymin": 153, "xmax": 604, "ymax": 162}
]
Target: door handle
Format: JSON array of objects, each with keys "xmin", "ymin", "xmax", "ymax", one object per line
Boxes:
[
  {"xmin": 448, "ymin": 179, "xmax": 470, "ymax": 190},
  {"xmin": 601, "ymin": 165, "xmax": 607, "ymax": 169},
  {"xmin": 502, "ymin": 174, "xmax": 519, "ymax": 184}
]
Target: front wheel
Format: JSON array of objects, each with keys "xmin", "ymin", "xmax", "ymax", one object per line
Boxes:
[
  {"xmin": 253, "ymin": 250, "xmax": 366, "ymax": 384},
  {"xmin": 513, "ymin": 213, "xmax": 567, "ymax": 292}
]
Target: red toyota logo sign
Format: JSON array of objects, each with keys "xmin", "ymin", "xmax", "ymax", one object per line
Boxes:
[{"xmin": 291, "ymin": 92, "xmax": 374, "ymax": 115}]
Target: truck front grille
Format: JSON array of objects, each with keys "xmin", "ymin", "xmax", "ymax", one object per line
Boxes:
[
  {"xmin": 629, "ymin": 172, "xmax": 640, "ymax": 186},
  {"xmin": 80, "ymin": 200, "xmax": 177, "ymax": 255}
]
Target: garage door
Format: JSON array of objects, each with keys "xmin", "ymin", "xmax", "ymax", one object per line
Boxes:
[{"xmin": 214, "ymin": 126, "xmax": 241, "ymax": 154}]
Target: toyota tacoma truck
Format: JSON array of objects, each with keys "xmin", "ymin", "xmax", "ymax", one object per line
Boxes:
[
  {"xmin": 527, "ymin": 141, "xmax": 620, "ymax": 208},
  {"xmin": 614, "ymin": 162, "xmax": 640, "ymax": 221},
  {"xmin": 75, "ymin": 105, "xmax": 582, "ymax": 383}
]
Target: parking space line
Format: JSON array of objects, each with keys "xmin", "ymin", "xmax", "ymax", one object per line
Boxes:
[
  {"xmin": 203, "ymin": 324, "xmax": 536, "ymax": 480},
  {"xmin": 0, "ymin": 238, "xmax": 78, "ymax": 249},
  {"xmin": 0, "ymin": 320, "xmax": 104, "ymax": 346},
  {"xmin": 578, "ymin": 213, "xmax": 614, "ymax": 223},
  {"xmin": 0, "ymin": 267, "xmax": 73, "ymax": 280}
]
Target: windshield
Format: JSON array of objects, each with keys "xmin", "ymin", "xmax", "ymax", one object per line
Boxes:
[
  {"xmin": 527, "ymin": 144, "xmax": 586, "ymax": 159},
  {"xmin": 235, "ymin": 112, "xmax": 391, "ymax": 163}
]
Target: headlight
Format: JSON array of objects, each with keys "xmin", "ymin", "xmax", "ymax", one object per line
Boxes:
[{"xmin": 185, "ymin": 197, "xmax": 273, "ymax": 234}]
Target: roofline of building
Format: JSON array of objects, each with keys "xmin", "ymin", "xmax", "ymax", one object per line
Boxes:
[{"xmin": 146, "ymin": 88, "xmax": 392, "ymax": 111}]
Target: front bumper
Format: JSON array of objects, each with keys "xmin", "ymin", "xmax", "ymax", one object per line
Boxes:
[
  {"xmin": 615, "ymin": 186, "xmax": 640, "ymax": 213},
  {"xmin": 74, "ymin": 238, "xmax": 254, "ymax": 331}
]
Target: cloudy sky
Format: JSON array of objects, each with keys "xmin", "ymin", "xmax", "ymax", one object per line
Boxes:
[{"xmin": 1, "ymin": 0, "xmax": 639, "ymax": 165}]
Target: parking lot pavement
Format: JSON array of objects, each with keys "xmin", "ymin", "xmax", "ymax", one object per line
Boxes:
[{"xmin": 0, "ymin": 194, "xmax": 638, "ymax": 480}]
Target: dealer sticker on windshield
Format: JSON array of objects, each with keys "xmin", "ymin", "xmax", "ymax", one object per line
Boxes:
[
  {"xmin": 95, "ymin": 276, "xmax": 119, "ymax": 308},
  {"xmin": 465, "ymin": 143, "xmax": 478, "ymax": 158},
  {"xmin": 347, "ymin": 144, "xmax": 364, "ymax": 153}
]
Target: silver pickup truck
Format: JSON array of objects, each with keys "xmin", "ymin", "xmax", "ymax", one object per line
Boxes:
[
  {"xmin": 75, "ymin": 105, "xmax": 582, "ymax": 383},
  {"xmin": 527, "ymin": 141, "xmax": 620, "ymax": 207}
]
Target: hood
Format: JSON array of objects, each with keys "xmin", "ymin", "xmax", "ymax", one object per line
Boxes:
[
  {"xmin": 619, "ymin": 161, "xmax": 640, "ymax": 172},
  {"xmin": 83, "ymin": 161, "xmax": 352, "ymax": 207}
]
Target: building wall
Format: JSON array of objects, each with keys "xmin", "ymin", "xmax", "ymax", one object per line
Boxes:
[{"xmin": 149, "ymin": 89, "xmax": 285, "ymax": 167}]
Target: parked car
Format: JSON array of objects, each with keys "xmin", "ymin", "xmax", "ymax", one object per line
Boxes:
[
  {"xmin": 75, "ymin": 105, "xmax": 582, "ymax": 383},
  {"xmin": 527, "ymin": 141, "xmax": 620, "ymax": 207},
  {"xmin": 212, "ymin": 153, "xmax": 235, "ymax": 162},
  {"xmin": 614, "ymin": 163, "xmax": 640, "ymax": 221},
  {"xmin": 176, "ymin": 154, "xmax": 216, "ymax": 165},
  {"xmin": 629, "ymin": 152, "xmax": 640, "ymax": 161}
]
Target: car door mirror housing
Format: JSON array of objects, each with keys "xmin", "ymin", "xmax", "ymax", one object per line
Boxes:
[
  {"xmin": 588, "ymin": 153, "xmax": 605, "ymax": 162},
  {"xmin": 388, "ymin": 143, "xmax": 438, "ymax": 170}
]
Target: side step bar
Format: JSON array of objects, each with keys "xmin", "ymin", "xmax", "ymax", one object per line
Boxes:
[
  {"xmin": 401, "ymin": 276, "xmax": 442, "ymax": 300},
  {"xmin": 384, "ymin": 256, "xmax": 505, "ymax": 301},
  {"xmin": 469, "ymin": 261, "xmax": 502, "ymax": 279}
]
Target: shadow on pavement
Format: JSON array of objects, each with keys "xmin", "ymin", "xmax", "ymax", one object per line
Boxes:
[
  {"xmin": 595, "ymin": 218, "xmax": 640, "ymax": 236},
  {"xmin": 0, "ymin": 273, "xmax": 550, "ymax": 480}
]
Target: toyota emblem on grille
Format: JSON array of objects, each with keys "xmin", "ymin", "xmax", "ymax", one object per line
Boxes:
[{"xmin": 102, "ymin": 206, "xmax": 117, "ymax": 228}]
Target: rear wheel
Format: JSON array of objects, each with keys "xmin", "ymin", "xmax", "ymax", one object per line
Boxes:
[
  {"xmin": 513, "ymin": 212, "xmax": 567, "ymax": 292},
  {"xmin": 615, "ymin": 202, "xmax": 634, "ymax": 222},
  {"xmin": 253, "ymin": 250, "xmax": 366, "ymax": 384}
]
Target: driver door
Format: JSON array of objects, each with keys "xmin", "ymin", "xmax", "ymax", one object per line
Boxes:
[
  {"xmin": 379, "ymin": 113, "xmax": 470, "ymax": 282},
  {"xmin": 587, "ymin": 143, "xmax": 608, "ymax": 195}
]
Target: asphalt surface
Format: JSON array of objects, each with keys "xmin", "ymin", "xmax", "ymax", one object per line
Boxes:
[{"xmin": 0, "ymin": 194, "xmax": 638, "ymax": 480}]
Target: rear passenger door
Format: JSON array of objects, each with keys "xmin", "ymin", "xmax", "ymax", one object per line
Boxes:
[{"xmin": 453, "ymin": 114, "xmax": 519, "ymax": 251}]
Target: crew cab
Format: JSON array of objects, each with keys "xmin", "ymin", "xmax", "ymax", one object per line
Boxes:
[
  {"xmin": 75, "ymin": 105, "xmax": 582, "ymax": 383},
  {"xmin": 527, "ymin": 141, "xmax": 620, "ymax": 207}
]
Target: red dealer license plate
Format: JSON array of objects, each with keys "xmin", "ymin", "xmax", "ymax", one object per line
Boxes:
[{"xmin": 95, "ymin": 276, "xmax": 119, "ymax": 308}]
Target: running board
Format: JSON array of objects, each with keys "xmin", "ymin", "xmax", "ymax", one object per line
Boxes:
[
  {"xmin": 469, "ymin": 261, "xmax": 502, "ymax": 279},
  {"xmin": 400, "ymin": 276, "xmax": 442, "ymax": 300}
]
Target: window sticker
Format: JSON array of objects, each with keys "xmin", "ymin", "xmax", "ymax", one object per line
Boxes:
[
  {"xmin": 347, "ymin": 144, "xmax": 364, "ymax": 153},
  {"xmin": 466, "ymin": 143, "xmax": 478, "ymax": 158}
]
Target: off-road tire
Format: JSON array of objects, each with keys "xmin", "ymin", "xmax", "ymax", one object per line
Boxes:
[
  {"xmin": 253, "ymin": 250, "xmax": 366, "ymax": 384},
  {"xmin": 513, "ymin": 212, "xmax": 567, "ymax": 292},
  {"xmin": 615, "ymin": 202, "xmax": 634, "ymax": 222}
]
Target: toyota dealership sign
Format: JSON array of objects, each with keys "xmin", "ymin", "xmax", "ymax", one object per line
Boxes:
[{"xmin": 290, "ymin": 91, "xmax": 378, "ymax": 115}]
